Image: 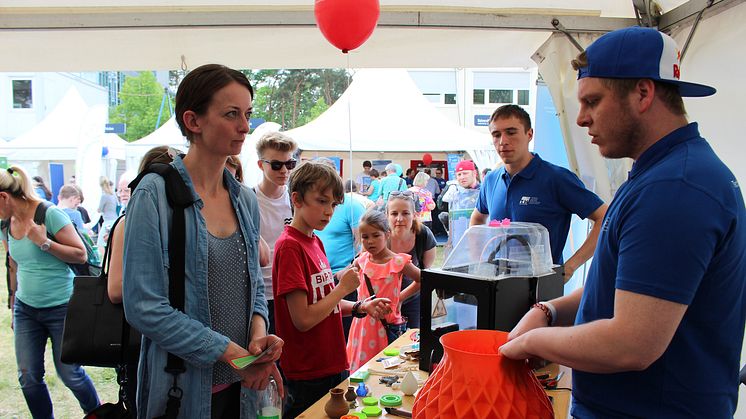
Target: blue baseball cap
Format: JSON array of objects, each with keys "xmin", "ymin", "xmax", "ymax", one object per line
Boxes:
[{"xmin": 578, "ymin": 26, "xmax": 716, "ymax": 97}]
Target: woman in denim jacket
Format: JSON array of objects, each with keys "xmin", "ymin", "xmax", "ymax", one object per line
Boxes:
[{"xmin": 122, "ymin": 64, "xmax": 283, "ymax": 418}]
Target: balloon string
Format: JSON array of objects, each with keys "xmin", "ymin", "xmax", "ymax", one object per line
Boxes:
[{"xmin": 346, "ymin": 52, "xmax": 354, "ymax": 229}]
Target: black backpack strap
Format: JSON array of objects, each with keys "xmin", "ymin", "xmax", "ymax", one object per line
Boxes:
[
  {"xmin": 130, "ymin": 162, "xmax": 195, "ymax": 418},
  {"xmin": 33, "ymin": 200, "xmax": 51, "ymax": 225}
]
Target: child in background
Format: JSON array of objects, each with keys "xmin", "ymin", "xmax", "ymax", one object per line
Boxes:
[
  {"xmin": 346, "ymin": 210, "xmax": 421, "ymax": 371},
  {"xmin": 57, "ymin": 185, "xmax": 85, "ymax": 231},
  {"xmin": 362, "ymin": 169, "xmax": 381, "ymax": 204},
  {"xmin": 272, "ymin": 161, "xmax": 390, "ymax": 417},
  {"xmin": 409, "ymin": 172, "xmax": 436, "ymax": 228}
]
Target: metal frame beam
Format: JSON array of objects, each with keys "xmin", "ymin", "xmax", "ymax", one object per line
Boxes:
[
  {"xmin": 658, "ymin": 0, "xmax": 744, "ymax": 31},
  {"xmin": 0, "ymin": 9, "xmax": 636, "ymax": 33}
]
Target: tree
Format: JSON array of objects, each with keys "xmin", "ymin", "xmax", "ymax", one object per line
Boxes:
[
  {"xmin": 247, "ymin": 69, "xmax": 349, "ymax": 130},
  {"xmin": 109, "ymin": 72, "xmax": 171, "ymax": 142}
]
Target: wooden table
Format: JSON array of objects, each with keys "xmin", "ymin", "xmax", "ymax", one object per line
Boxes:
[{"xmin": 299, "ymin": 330, "xmax": 571, "ymax": 418}]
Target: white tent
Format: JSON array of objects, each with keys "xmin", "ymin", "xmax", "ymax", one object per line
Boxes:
[
  {"xmin": 79, "ymin": 132, "xmax": 129, "ymax": 207},
  {"xmin": 1, "ymin": 88, "xmax": 97, "ymax": 161},
  {"xmin": 101, "ymin": 132, "xmax": 128, "ymax": 162},
  {"xmin": 0, "ymin": 86, "xmax": 129, "ymax": 213},
  {"xmin": 125, "ymin": 116, "xmax": 189, "ymax": 170},
  {"xmin": 284, "ymin": 68, "xmax": 498, "ymax": 170}
]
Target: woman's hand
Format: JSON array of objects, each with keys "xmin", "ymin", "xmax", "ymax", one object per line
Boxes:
[
  {"xmin": 230, "ymin": 335, "xmax": 285, "ymax": 397},
  {"xmin": 246, "ymin": 334, "xmax": 283, "ymax": 364},
  {"xmin": 237, "ymin": 360, "xmax": 284, "ymax": 397},
  {"xmin": 25, "ymin": 220, "xmax": 47, "ymax": 246}
]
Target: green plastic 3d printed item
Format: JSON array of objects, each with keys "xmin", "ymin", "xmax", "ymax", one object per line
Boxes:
[
  {"xmin": 361, "ymin": 406, "xmax": 382, "ymax": 417},
  {"xmin": 350, "ymin": 370, "xmax": 370, "ymax": 383},
  {"xmin": 379, "ymin": 394, "xmax": 402, "ymax": 407}
]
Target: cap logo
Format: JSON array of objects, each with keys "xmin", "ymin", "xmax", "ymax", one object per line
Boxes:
[{"xmin": 673, "ymin": 63, "xmax": 680, "ymax": 80}]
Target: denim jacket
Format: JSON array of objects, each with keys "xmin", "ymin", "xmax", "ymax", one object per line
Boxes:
[{"xmin": 122, "ymin": 156, "xmax": 268, "ymax": 418}]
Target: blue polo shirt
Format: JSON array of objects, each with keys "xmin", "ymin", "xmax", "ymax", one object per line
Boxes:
[
  {"xmin": 475, "ymin": 153, "xmax": 603, "ymax": 263},
  {"xmin": 573, "ymin": 123, "xmax": 746, "ymax": 418}
]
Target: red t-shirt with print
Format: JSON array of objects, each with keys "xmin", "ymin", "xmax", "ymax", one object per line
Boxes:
[{"xmin": 272, "ymin": 225, "xmax": 349, "ymax": 380}]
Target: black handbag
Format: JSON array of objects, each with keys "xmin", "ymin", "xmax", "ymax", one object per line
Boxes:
[
  {"xmin": 85, "ymin": 366, "xmax": 134, "ymax": 419},
  {"xmin": 61, "ymin": 215, "xmax": 140, "ymax": 367}
]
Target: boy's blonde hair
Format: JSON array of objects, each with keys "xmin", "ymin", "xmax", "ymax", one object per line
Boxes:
[
  {"xmin": 288, "ymin": 160, "xmax": 344, "ymax": 205},
  {"xmin": 58, "ymin": 185, "xmax": 80, "ymax": 200},
  {"xmin": 255, "ymin": 131, "xmax": 298, "ymax": 159}
]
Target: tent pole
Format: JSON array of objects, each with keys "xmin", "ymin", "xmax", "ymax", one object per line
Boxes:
[{"xmin": 680, "ymin": 0, "xmax": 715, "ymax": 60}]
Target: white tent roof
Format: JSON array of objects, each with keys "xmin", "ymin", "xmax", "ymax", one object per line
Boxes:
[
  {"xmin": 101, "ymin": 132, "xmax": 128, "ymax": 161},
  {"xmin": 285, "ymin": 68, "xmax": 493, "ymax": 153},
  {"xmin": 125, "ymin": 116, "xmax": 189, "ymax": 169},
  {"xmin": 0, "ymin": 87, "xmax": 104, "ymax": 161},
  {"xmin": 0, "ymin": 1, "xmax": 690, "ymax": 72}
]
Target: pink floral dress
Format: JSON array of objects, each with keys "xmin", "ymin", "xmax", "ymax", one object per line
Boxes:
[{"xmin": 346, "ymin": 251, "xmax": 412, "ymax": 371}]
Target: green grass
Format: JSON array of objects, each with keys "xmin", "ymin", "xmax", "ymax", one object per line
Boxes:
[{"xmin": 0, "ymin": 252, "xmax": 119, "ymax": 418}]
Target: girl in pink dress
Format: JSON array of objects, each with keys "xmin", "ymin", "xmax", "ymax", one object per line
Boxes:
[{"xmin": 346, "ymin": 210, "xmax": 421, "ymax": 371}]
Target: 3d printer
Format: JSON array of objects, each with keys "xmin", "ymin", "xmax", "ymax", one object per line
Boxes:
[{"xmin": 419, "ymin": 222, "xmax": 564, "ymax": 371}]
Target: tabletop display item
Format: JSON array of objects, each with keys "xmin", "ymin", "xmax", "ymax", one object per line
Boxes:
[
  {"xmin": 345, "ymin": 385, "xmax": 358, "ymax": 401},
  {"xmin": 325, "ymin": 387, "xmax": 350, "ymax": 419},
  {"xmin": 412, "ymin": 329, "xmax": 554, "ymax": 418}
]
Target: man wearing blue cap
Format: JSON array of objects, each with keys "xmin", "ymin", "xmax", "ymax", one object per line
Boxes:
[{"xmin": 501, "ymin": 26, "xmax": 746, "ymax": 418}]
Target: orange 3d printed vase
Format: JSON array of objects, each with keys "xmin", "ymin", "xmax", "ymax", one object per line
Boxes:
[{"xmin": 412, "ymin": 330, "xmax": 554, "ymax": 419}]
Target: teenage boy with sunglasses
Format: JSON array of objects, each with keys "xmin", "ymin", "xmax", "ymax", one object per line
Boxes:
[{"xmin": 255, "ymin": 131, "xmax": 298, "ymax": 334}]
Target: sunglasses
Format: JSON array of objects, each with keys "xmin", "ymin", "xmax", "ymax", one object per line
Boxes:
[
  {"xmin": 262, "ymin": 159, "xmax": 297, "ymax": 171},
  {"xmin": 389, "ymin": 190, "xmax": 414, "ymax": 199}
]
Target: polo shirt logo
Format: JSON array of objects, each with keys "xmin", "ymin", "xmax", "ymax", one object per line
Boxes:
[
  {"xmin": 731, "ymin": 180, "xmax": 740, "ymax": 190},
  {"xmin": 519, "ymin": 196, "xmax": 540, "ymax": 205}
]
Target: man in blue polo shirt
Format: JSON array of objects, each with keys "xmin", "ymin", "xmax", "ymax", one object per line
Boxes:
[
  {"xmin": 470, "ymin": 104, "xmax": 607, "ymax": 280},
  {"xmin": 500, "ymin": 27, "xmax": 746, "ymax": 418}
]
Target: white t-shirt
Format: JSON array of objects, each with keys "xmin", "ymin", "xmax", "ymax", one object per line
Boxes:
[{"xmin": 255, "ymin": 185, "xmax": 293, "ymax": 300}]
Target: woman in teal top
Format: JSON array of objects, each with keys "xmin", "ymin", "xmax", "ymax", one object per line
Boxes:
[{"xmin": 0, "ymin": 165, "xmax": 100, "ymax": 418}]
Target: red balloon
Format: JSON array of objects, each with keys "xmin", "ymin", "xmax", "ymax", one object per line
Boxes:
[
  {"xmin": 422, "ymin": 153, "xmax": 433, "ymax": 166},
  {"xmin": 314, "ymin": 0, "xmax": 380, "ymax": 53}
]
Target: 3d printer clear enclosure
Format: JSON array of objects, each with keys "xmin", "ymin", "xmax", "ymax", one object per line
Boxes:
[{"xmin": 442, "ymin": 222, "xmax": 553, "ymax": 279}]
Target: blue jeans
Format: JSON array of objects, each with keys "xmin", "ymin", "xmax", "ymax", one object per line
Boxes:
[{"xmin": 14, "ymin": 299, "xmax": 100, "ymax": 418}]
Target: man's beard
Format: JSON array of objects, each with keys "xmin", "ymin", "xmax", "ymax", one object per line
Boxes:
[{"xmin": 599, "ymin": 104, "xmax": 645, "ymax": 160}]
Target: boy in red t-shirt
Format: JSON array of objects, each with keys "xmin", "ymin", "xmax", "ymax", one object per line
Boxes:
[{"xmin": 272, "ymin": 161, "xmax": 390, "ymax": 417}]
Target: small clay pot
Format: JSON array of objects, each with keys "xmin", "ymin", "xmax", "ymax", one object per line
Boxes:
[
  {"xmin": 345, "ymin": 386, "xmax": 357, "ymax": 402},
  {"xmin": 324, "ymin": 388, "xmax": 350, "ymax": 419}
]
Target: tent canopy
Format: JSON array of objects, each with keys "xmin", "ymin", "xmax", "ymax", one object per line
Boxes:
[
  {"xmin": 284, "ymin": 68, "xmax": 494, "ymax": 153},
  {"xmin": 0, "ymin": 88, "xmax": 102, "ymax": 161},
  {"xmin": 0, "ymin": 1, "xmax": 698, "ymax": 72},
  {"xmin": 125, "ymin": 117, "xmax": 189, "ymax": 170}
]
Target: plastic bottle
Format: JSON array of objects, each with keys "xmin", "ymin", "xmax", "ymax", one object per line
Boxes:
[{"xmin": 257, "ymin": 376, "xmax": 282, "ymax": 419}]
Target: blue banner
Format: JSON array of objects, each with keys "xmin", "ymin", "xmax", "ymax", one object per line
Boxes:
[{"xmin": 447, "ymin": 153, "xmax": 461, "ymax": 180}]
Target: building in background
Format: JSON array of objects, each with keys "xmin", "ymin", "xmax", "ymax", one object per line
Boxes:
[
  {"xmin": 0, "ymin": 72, "xmax": 110, "ymax": 141},
  {"xmin": 408, "ymin": 68, "xmax": 537, "ymax": 135}
]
